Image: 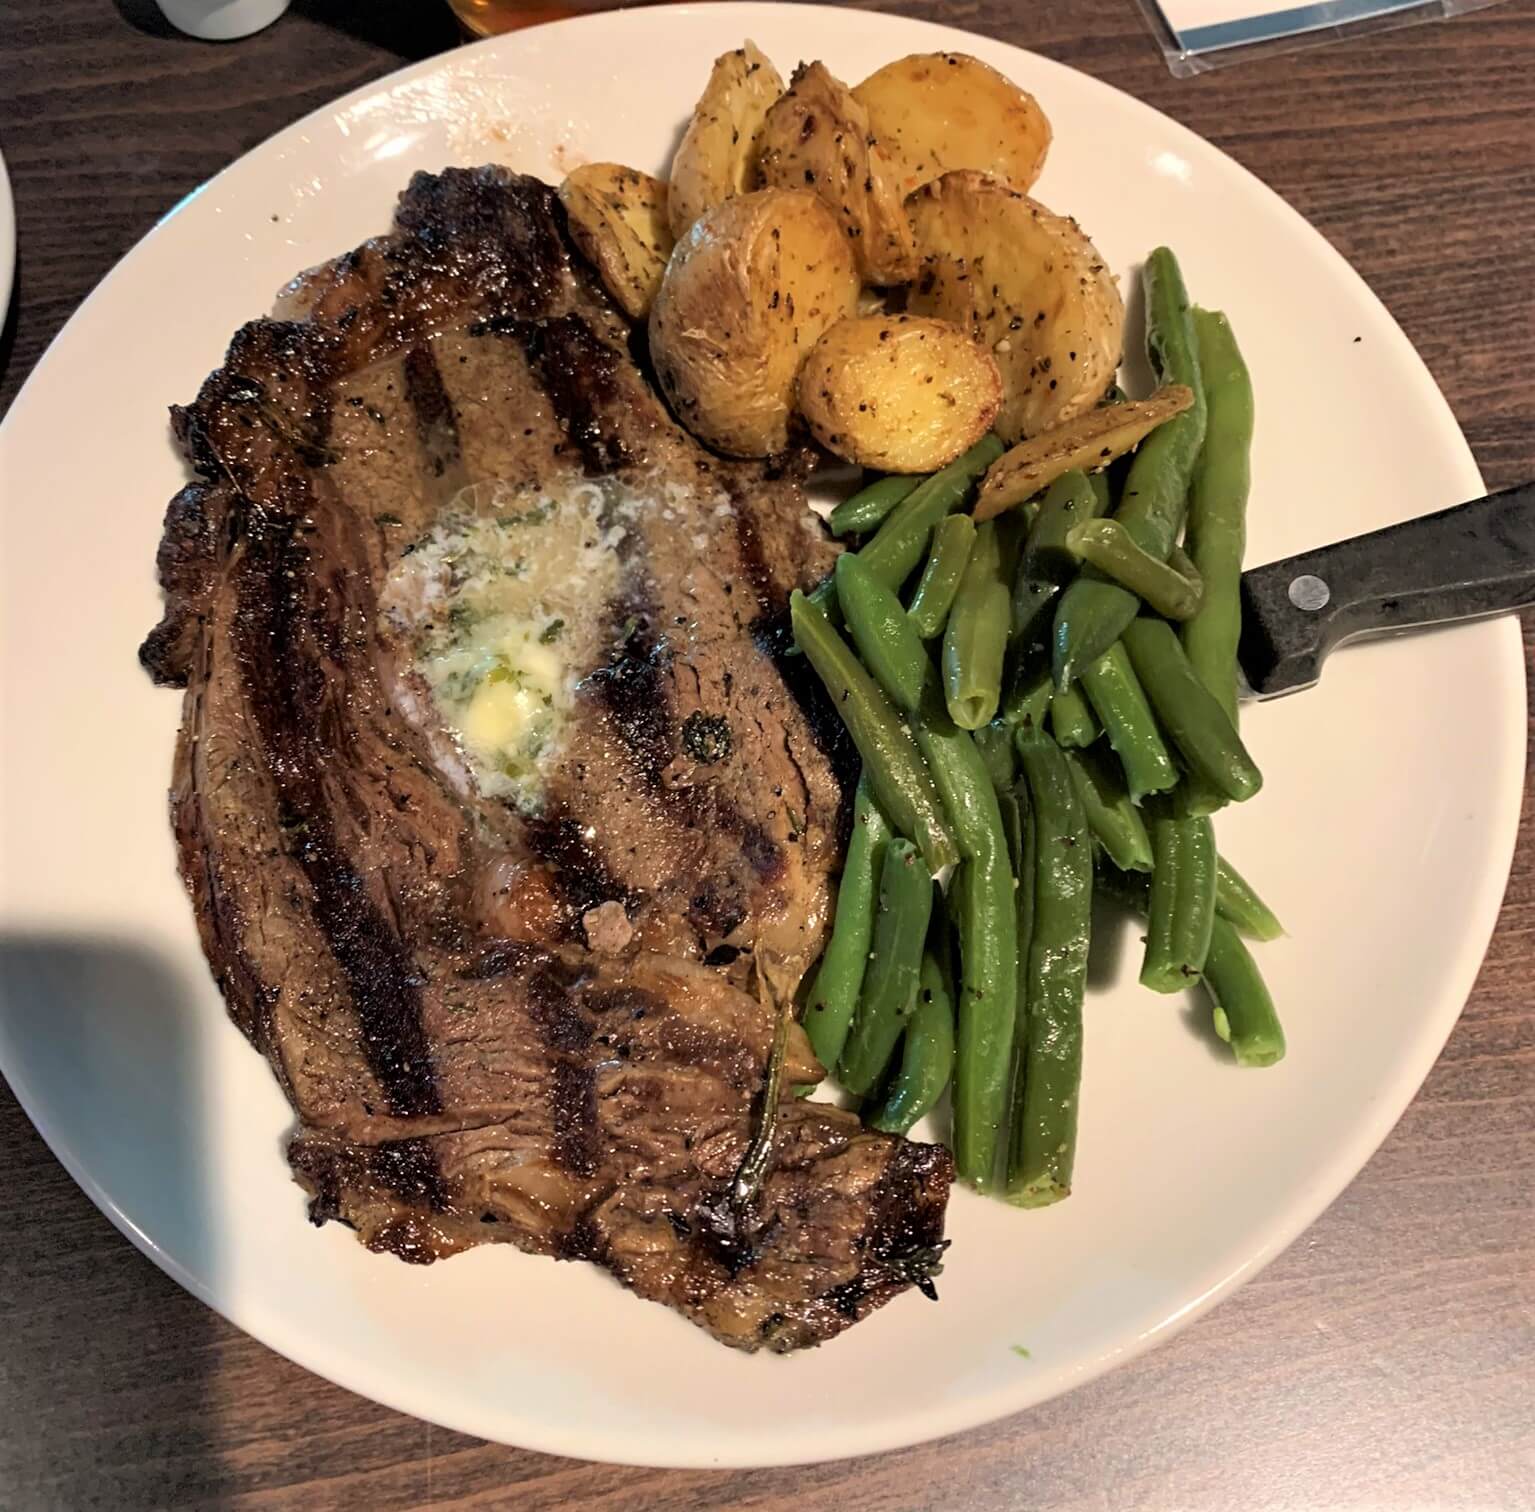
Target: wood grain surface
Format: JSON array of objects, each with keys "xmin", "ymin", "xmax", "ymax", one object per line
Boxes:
[{"xmin": 2, "ymin": 1, "xmax": 1532, "ymax": 1507}]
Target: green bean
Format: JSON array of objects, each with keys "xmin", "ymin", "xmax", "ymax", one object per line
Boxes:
[
  {"xmin": 1066, "ymin": 518, "xmax": 1204, "ymax": 621},
  {"xmin": 1088, "ymin": 470, "xmax": 1114, "ymax": 513},
  {"xmin": 1065, "ymin": 744, "xmax": 1153, "ymax": 873},
  {"xmin": 948, "ymin": 846, "xmax": 1018, "ymax": 1187},
  {"xmin": 910, "ymin": 678, "xmax": 1018, "ymax": 1187},
  {"xmin": 868, "ymin": 935, "xmax": 957, "ymax": 1133},
  {"xmin": 1205, "ymin": 914, "xmax": 1286, "ymax": 1066},
  {"xmin": 1183, "ymin": 309, "xmax": 1254, "ymax": 724},
  {"xmin": 828, "ymin": 474, "xmax": 922, "ymax": 538},
  {"xmin": 1052, "ymin": 248, "xmax": 1207, "ymax": 686},
  {"xmin": 1142, "ymin": 801, "xmax": 1217, "ymax": 993},
  {"xmin": 810, "ymin": 435, "xmax": 1005, "ymax": 622},
  {"xmin": 1003, "ymin": 656, "xmax": 1054, "ymax": 735},
  {"xmin": 1216, "ymin": 855, "xmax": 1284, "ymax": 941},
  {"xmin": 907, "ymin": 513, "xmax": 977, "ymax": 640},
  {"xmin": 1122, "ymin": 617, "xmax": 1262, "ymax": 803},
  {"xmin": 1013, "ymin": 775, "xmax": 1038, "ymax": 1000},
  {"xmin": 1012, "ymin": 470, "xmax": 1105, "ymax": 647},
  {"xmin": 837, "ymin": 558, "xmax": 1014, "ymax": 870},
  {"xmin": 839, "ymin": 841, "xmax": 934, "ymax": 1094},
  {"xmin": 1049, "ymin": 683, "xmax": 1100, "ymax": 748},
  {"xmin": 1169, "ymin": 544, "xmax": 1200, "ymax": 585},
  {"xmin": 975, "ymin": 720, "xmax": 1024, "ymax": 882},
  {"xmin": 996, "ymin": 787, "xmax": 1024, "ymax": 878},
  {"xmin": 835, "ymin": 553, "xmax": 927, "ymax": 713},
  {"xmin": 943, "ymin": 520, "xmax": 1010, "ymax": 730},
  {"xmin": 1097, "ymin": 864, "xmax": 1283, "ymax": 1065},
  {"xmin": 1007, "ymin": 733, "xmax": 1091, "ymax": 1207},
  {"xmin": 803, "ymin": 779, "xmax": 890, "ymax": 1072},
  {"xmin": 790, "ymin": 590, "xmax": 958, "ymax": 872},
  {"xmin": 831, "ymin": 557, "xmax": 1018, "ymax": 1182},
  {"xmin": 971, "ymin": 720, "xmax": 1017, "ymax": 794},
  {"xmin": 1077, "ymin": 642, "xmax": 1178, "ymax": 803}
]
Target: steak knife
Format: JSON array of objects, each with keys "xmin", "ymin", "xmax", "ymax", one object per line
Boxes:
[{"xmin": 1237, "ymin": 482, "xmax": 1535, "ymax": 697}]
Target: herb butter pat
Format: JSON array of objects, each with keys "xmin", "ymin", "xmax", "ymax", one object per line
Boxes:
[{"xmin": 380, "ymin": 477, "xmax": 653, "ymax": 810}]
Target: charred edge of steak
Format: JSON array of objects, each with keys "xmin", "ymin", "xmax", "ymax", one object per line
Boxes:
[
  {"xmin": 392, "ymin": 166, "xmax": 574, "ymax": 323},
  {"xmin": 139, "ymin": 482, "xmax": 224, "ymax": 687},
  {"xmin": 766, "ymin": 1139, "xmax": 955, "ymax": 1353}
]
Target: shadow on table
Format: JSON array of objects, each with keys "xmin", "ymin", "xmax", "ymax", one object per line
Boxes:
[
  {"xmin": 113, "ymin": 0, "xmax": 460, "ymax": 58},
  {"xmin": 292, "ymin": 0, "xmax": 461, "ymax": 57},
  {"xmin": 0, "ymin": 935, "xmax": 233, "ymax": 1508},
  {"xmin": 0, "ymin": 272, "xmax": 19, "ymax": 415}
]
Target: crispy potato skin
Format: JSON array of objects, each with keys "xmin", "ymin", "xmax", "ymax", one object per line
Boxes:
[
  {"xmin": 757, "ymin": 61, "xmax": 917, "ymax": 286},
  {"xmin": 668, "ymin": 41, "xmax": 785, "ymax": 240},
  {"xmin": 907, "ymin": 171, "xmax": 1122, "ymax": 443},
  {"xmin": 853, "ymin": 52, "xmax": 1051, "ymax": 197},
  {"xmin": 797, "ymin": 314, "xmax": 1002, "ymax": 473},
  {"xmin": 649, "ymin": 188, "xmax": 860, "ymax": 457},
  {"xmin": 974, "ymin": 386, "xmax": 1195, "ymax": 519},
  {"xmin": 558, "ymin": 164, "xmax": 673, "ymax": 319}
]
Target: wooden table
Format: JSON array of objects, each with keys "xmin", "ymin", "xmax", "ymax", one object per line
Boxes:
[{"xmin": 2, "ymin": 1, "xmax": 1532, "ymax": 1505}]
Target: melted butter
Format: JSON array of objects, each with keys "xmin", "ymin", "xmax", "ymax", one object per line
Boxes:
[{"xmin": 380, "ymin": 477, "xmax": 645, "ymax": 811}]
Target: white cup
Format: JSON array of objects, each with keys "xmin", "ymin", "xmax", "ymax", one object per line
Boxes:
[{"xmin": 154, "ymin": 0, "xmax": 290, "ymax": 40}]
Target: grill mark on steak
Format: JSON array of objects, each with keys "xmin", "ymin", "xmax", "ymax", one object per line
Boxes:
[
  {"xmin": 522, "ymin": 806, "xmax": 637, "ymax": 923},
  {"xmin": 471, "ymin": 311, "xmax": 630, "ymax": 475},
  {"xmin": 730, "ymin": 499, "xmax": 779, "ymax": 632},
  {"xmin": 584, "ymin": 601, "xmax": 673, "ymax": 787},
  {"xmin": 526, "ymin": 959, "xmax": 601, "ymax": 1176},
  {"xmin": 372, "ymin": 1137, "xmax": 451, "ymax": 1212},
  {"xmin": 401, "ymin": 343, "xmax": 466, "ymax": 490},
  {"xmin": 587, "ymin": 598, "xmax": 788, "ymax": 898},
  {"xmin": 523, "ymin": 313, "xmax": 632, "ymax": 475},
  {"xmin": 235, "ymin": 511, "xmax": 442, "ymax": 1119}
]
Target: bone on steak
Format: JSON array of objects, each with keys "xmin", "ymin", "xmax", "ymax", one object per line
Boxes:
[{"xmin": 140, "ymin": 167, "xmax": 952, "ymax": 1351}]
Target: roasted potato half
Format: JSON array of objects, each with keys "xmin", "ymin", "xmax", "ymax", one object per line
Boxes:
[
  {"xmin": 649, "ymin": 188, "xmax": 860, "ymax": 457},
  {"xmin": 558, "ymin": 164, "xmax": 673, "ymax": 320},
  {"xmin": 798, "ymin": 314, "xmax": 1002, "ymax": 473},
  {"xmin": 974, "ymin": 386, "xmax": 1195, "ymax": 520},
  {"xmin": 853, "ymin": 52, "xmax": 1051, "ymax": 196},
  {"xmin": 668, "ymin": 40, "xmax": 785, "ymax": 239},
  {"xmin": 757, "ymin": 61, "xmax": 917, "ymax": 286},
  {"xmin": 907, "ymin": 171, "xmax": 1123, "ymax": 443}
]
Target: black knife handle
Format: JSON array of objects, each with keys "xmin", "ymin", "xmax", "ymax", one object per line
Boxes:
[{"xmin": 1239, "ymin": 481, "xmax": 1535, "ymax": 695}]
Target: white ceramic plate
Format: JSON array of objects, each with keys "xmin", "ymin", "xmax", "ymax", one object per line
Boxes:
[
  {"xmin": 0, "ymin": 143, "xmax": 15, "ymax": 321},
  {"xmin": 0, "ymin": 3, "xmax": 1522, "ymax": 1469}
]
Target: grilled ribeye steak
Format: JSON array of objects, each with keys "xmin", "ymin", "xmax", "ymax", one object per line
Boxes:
[{"xmin": 141, "ymin": 167, "xmax": 952, "ymax": 1351}]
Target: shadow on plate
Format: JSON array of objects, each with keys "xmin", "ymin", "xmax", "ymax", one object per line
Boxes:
[
  {"xmin": 0, "ymin": 934, "xmax": 234, "ymax": 1505},
  {"xmin": 1086, "ymin": 890, "xmax": 1134, "ymax": 992}
]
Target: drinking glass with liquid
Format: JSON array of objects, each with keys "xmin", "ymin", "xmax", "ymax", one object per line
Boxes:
[{"xmin": 447, "ymin": 0, "xmax": 665, "ymax": 35}]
